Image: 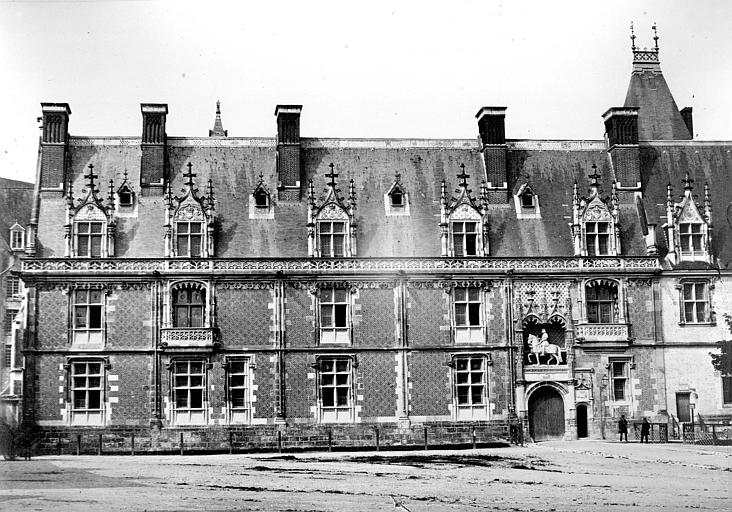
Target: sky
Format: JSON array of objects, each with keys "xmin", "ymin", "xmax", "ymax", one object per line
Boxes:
[{"xmin": 1, "ymin": 0, "xmax": 730, "ymax": 184}]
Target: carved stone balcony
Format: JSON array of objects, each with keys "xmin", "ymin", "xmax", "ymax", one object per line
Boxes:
[
  {"xmin": 160, "ymin": 327, "xmax": 220, "ymax": 350},
  {"xmin": 575, "ymin": 323, "xmax": 630, "ymax": 343}
]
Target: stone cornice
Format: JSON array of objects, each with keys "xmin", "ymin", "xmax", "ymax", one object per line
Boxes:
[{"xmin": 21, "ymin": 256, "xmax": 660, "ymax": 277}]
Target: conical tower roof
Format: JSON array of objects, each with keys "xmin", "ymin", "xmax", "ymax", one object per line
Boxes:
[{"xmin": 209, "ymin": 100, "xmax": 228, "ymax": 137}]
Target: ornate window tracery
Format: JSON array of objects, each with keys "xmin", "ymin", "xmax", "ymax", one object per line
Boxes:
[
  {"xmin": 165, "ymin": 163, "xmax": 215, "ymax": 258},
  {"xmin": 64, "ymin": 164, "xmax": 116, "ymax": 258},
  {"xmin": 440, "ymin": 164, "xmax": 489, "ymax": 257},
  {"xmin": 570, "ymin": 165, "xmax": 620, "ymax": 257},
  {"xmin": 307, "ymin": 163, "xmax": 357, "ymax": 257}
]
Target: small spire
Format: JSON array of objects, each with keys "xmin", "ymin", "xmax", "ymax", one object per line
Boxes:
[
  {"xmin": 681, "ymin": 172, "xmax": 694, "ymax": 196},
  {"xmin": 107, "ymin": 179, "xmax": 116, "ymax": 211},
  {"xmin": 480, "ymin": 180, "xmax": 488, "ymax": 208},
  {"xmin": 207, "ymin": 178, "xmax": 215, "ymax": 211},
  {"xmin": 307, "ymin": 179, "xmax": 316, "ymax": 209},
  {"xmin": 183, "ymin": 162, "xmax": 196, "ymax": 189},
  {"xmin": 572, "ymin": 181, "xmax": 579, "ymax": 208},
  {"xmin": 588, "ymin": 163, "xmax": 601, "ymax": 196},
  {"xmin": 209, "ymin": 100, "xmax": 227, "ymax": 137},
  {"xmin": 349, "ymin": 178, "xmax": 357, "ymax": 211},
  {"xmin": 630, "ymin": 21, "xmax": 636, "ymax": 51},
  {"xmin": 84, "ymin": 164, "xmax": 98, "ymax": 193},
  {"xmin": 440, "ymin": 179, "xmax": 447, "ymax": 206},
  {"xmin": 666, "ymin": 183, "xmax": 673, "ymax": 209},
  {"xmin": 165, "ymin": 183, "xmax": 174, "ymax": 210},
  {"xmin": 703, "ymin": 182, "xmax": 712, "ymax": 224},
  {"xmin": 457, "ymin": 163, "xmax": 470, "ymax": 189},
  {"xmin": 66, "ymin": 179, "xmax": 75, "ymax": 208},
  {"xmin": 325, "ymin": 163, "xmax": 338, "ymax": 189},
  {"xmin": 652, "ymin": 22, "xmax": 659, "ymax": 51}
]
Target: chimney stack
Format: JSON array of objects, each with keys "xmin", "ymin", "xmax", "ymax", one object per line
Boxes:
[
  {"xmin": 140, "ymin": 103, "xmax": 168, "ymax": 192},
  {"xmin": 476, "ymin": 107, "xmax": 509, "ymax": 203},
  {"xmin": 40, "ymin": 103, "xmax": 71, "ymax": 190},
  {"xmin": 603, "ymin": 107, "xmax": 640, "ymax": 191},
  {"xmin": 680, "ymin": 107, "xmax": 693, "ymax": 139},
  {"xmin": 275, "ymin": 105, "xmax": 303, "ymax": 201}
]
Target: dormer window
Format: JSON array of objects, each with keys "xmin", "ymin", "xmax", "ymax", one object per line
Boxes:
[
  {"xmin": 116, "ymin": 172, "xmax": 135, "ymax": 208},
  {"xmin": 520, "ymin": 191, "xmax": 535, "ymax": 208},
  {"xmin": 664, "ymin": 176, "xmax": 712, "ymax": 265},
  {"xmin": 165, "ymin": 163, "xmax": 216, "ymax": 258},
  {"xmin": 9, "ymin": 224, "xmax": 25, "ymax": 251},
  {"xmin": 440, "ymin": 165, "xmax": 489, "ymax": 257},
  {"xmin": 65, "ymin": 164, "xmax": 116, "ymax": 258},
  {"xmin": 308, "ymin": 164, "xmax": 357, "ymax": 257},
  {"xmin": 570, "ymin": 167, "xmax": 620, "ymax": 257},
  {"xmin": 254, "ymin": 190, "xmax": 269, "ymax": 208},
  {"xmin": 679, "ymin": 222, "xmax": 704, "ymax": 257},
  {"xmin": 391, "ymin": 188, "xmax": 403, "ymax": 207},
  {"xmin": 384, "ymin": 173, "xmax": 410, "ymax": 217}
]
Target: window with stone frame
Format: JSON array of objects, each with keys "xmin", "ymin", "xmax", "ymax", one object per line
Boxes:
[
  {"xmin": 176, "ymin": 221, "xmax": 203, "ymax": 257},
  {"xmin": 227, "ymin": 358, "xmax": 251, "ymax": 423},
  {"xmin": 453, "ymin": 287, "xmax": 484, "ymax": 343},
  {"xmin": 451, "ymin": 221, "xmax": 479, "ymax": 257},
  {"xmin": 585, "ymin": 221, "xmax": 612, "ymax": 256},
  {"xmin": 4, "ymin": 310, "xmax": 18, "ymax": 337},
  {"xmin": 681, "ymin": 281, "xmax": 712, "ymax": 324},
  {"xmin": 586, "ymin": 282, "xmax": 618, "ymax": 324},
  {"xmin": 3, "ymin": 343, "xmax": 11, "ymax": 367},
  {"xmin": 70, "ymin": 360, "xmax": 105, "ymax": 425},
  {"xmin": 172, "ymin": 359, "xmax": 207, "ymax": 425},
  {"xmin": 453, "ymin": 355, "xmax": 488, "ymax": 420},
  {"xmin": 6, "ymin": 276, "xmax": 21, "ymax": 298},
  {"xmin": 609, "ymin": 360, "xmax": 630, "ymax": 402},
  {"xmin": 318, "ymin": 221, "xmax": 347, "ymax": 257},
  {"xmin": 10, "ymin": 228, "xmax": 24, "ymax": 250},
  {"xmin": 75, "ymin": 221, "xmax": 104, "ymax": 258},
  {"xmin": 520, "ymin": 190, "xmax": 535, "ymax": 208},
  {"xmin": 317, "ymin": 357, "xmax": 354, "ymax": 423},
  {"xmin": 72, "ymin": 289, "xmax": 104, "ymax": 345},
  {"xmin": 172, "ymin": 286, "xmax": 206, "ymax": 328},
  {"xmin": 679, "ymin": 222, "xmax": 704, "ymax": 258},
  {"xmin": 319, "ymin": 287, "xmax": 350, "ymax": 344}
]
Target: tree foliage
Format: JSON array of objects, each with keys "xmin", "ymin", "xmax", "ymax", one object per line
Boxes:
[{"xmin": 711, "ymin": 313, "xmax": 732, "ymax": 374}]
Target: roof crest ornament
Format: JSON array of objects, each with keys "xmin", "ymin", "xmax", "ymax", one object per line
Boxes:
[
  {"xmin": 631, "ymin": 22, "xmax": 660, "ymax": 65},
  {"xmin": 209, "ymin": 100, "xmax": 228, "ymax": 137},
  {"xmin": 588, "ymin": 163, "xmax": 601, "ymax": 198},
  {"xmin": 312, "ymin": 162, "xmax": 356, "ymax": 217},
  {"xmin": 630, "ymin": 21, "xmax": 636, "ymax": 52}
]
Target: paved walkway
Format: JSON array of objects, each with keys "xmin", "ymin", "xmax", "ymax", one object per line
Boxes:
[{"xmin": 1, "ymin": 440, "xmax": 730, "ymax": 511}]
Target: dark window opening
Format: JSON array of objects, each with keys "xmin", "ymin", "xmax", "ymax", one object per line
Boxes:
[
  {"xmin": 390, "ymin": 189, "xmax": 404, "ymax": 207},
  {"xmin": 254, "ymin": 191, "xmax": 269, "ymax": 208},
  {"xmin": 521, "ymin": 192, "xmax": 535, "ymax": 208}
]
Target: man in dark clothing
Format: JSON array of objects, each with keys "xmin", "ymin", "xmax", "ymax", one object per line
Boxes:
[
  {"xmin": 640, "ymin": 417, "xmax": 651, "ymax": 443},
  {"xmin": 618, "ymin": 415, "xmax": 628, "ymax": 442}
]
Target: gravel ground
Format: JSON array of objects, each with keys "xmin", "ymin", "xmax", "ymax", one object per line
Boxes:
[{"xmin": 1, "ymin": 440, "xmax": 730, "ymax": 511}]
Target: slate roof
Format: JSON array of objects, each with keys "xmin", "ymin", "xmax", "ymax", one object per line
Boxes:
[
  {"xmin": 0, "ymin": 176, "xmax": 34, "ymax": 248},
  {"xmin": 33, "ymin": 137, "xmax": 732, "ymax": 268},
  {"xmin": 625, "ymin": 71, "xmax": 692, "ymax": 140}
]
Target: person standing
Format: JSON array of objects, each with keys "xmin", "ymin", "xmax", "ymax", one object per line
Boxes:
[
  {"xmin": 640, "ymin": 417, "xmax": 651, "ymax": 443},
  {"xmin": 618, "ymin": 415, "xmax": 629, "ymax": 442}
]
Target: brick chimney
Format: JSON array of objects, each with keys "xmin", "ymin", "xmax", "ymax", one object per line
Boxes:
[
  {"xmin": 680, "ymin": 107, "xmax": 693, "ymax": 139},
  {"xmin": 140, "ymin": 103, "xmax": 168, "ymax": 191},
  {"xmin": 476, "ymin": 107, "xmax": 508, "ymax": 203},
  {"xmin": 275, "ymin": 105, "xmax": 302, "ymax": 201},
  {"xmin": 40, "ymin": 103, "xmax": 71, "ymax": 190},
  {"xmin": 603, "ymin": 107, "xmax": 640, "ymax": 191}
]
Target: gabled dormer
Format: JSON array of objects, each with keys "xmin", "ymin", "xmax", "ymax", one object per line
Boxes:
[
  {"xmin": 9, "ymin": 222, "xmax": 25, "ymax": 252},
  {"xmin": 164, "ymin": 163, "xmax": 216, "ymax": 258},
  {"xmin": 664, "ymin": 174, "xmax": 713, "ymax": 265},
  {"xmin": 307, "ymin": 163, "xmax": 357, "ymax": 257},
  {"xmin": 440, "ymin": 164, "xmax": 489, "ymax": 257},
  {"xmin": 384, "ymin": 172, "xmax": 409, "ymax": 216},
  {"xmin": 116, "ymin": 170, "xmax": 135, "ymax": 209},
  {"xmin": 64, "ymin": 164, "xmax": 116, "ymax": 258},
  {"xmin": 570, "ymin": 165, "xmax": 620, "ymax": 257},
  {"xmin": 514, "ymin": 181, "xmax": 541, "ymax": 219},
  {"xmin": 250, "ymin": 173, "xmax": 274, "ymax": 220}
]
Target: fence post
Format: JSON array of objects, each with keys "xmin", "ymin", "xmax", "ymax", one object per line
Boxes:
[
  {"xmin": 328, "ymin": 429, "xmax": 332, "ymax": 452},
  {"xmin": 423, "ymin": 427, "xmax": 428, "ymax": 451},
  {"xmin": 472, "ymin": 428, "xmax": 477, "ymax": 450},
  {"xmin": 229, "ymin": 431, "xmax": 233, "ymax": 455},
  {"xmin": 277, "ymin": 430, "xmax": 282, "ymax": 454},
  {"xmin": 375, "ymin": 427, "xmax": 380, "ymax": 452},
  {"xmin": 77, "ymin": 434, "xmax": 81, "ymax": 456},
  {"xmin": 179, "ymin": 432, "xmax": 184, "ymax": 456},
  {"xmin": 97, "ymin": 434, "xmax": 102, "ymax": 456},
  {"xmin": 712, "ymin": 425, "xmax": 717, "ymax": 446},
  {"xmin": 131, "ymin": 432, "xmax": 135, "ymax": 456}
]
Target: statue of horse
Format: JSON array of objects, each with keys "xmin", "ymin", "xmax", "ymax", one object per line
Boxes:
[{"xmin": 527, "ymin": 332, "xmax": 562, "ymax": 365}]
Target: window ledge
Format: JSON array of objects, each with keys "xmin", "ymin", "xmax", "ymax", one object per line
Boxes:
[{"xmin": 678, "ymin": 322, "xmax": 716, "ymax": 327}]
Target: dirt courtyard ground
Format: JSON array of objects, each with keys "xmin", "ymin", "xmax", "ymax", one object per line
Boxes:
[{"xmin": 1, "ymin": 440, "xmax": 730, "ymax": 511}]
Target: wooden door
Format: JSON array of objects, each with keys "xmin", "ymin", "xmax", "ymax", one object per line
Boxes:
[
  {"xmin": 676, "ymin": 393, "xmax": 691, "ymax": 422},
  {"xmin": 529, "ymin": 386, "xmax": 565, "ymax": 441},
  {"xmin": 576, "ymin": 405, "xmax": 588, "ymax": 438}
]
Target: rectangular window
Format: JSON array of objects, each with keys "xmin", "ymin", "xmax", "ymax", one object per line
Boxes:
[
  {"xmin": 453, "ymin": 287, "xmax": 483, "ymax": 343},
  {"xmin": 6, "ymin": 276, "xmax": 21, "ymax": 297},
  {"xmin": 679, "ymin": 223, "xmax": 704, "ymax": 256},
  {"xmin": 318, "ymin": 221, "xmax": 346, "ymax": 257},
  {"xmin": 173, "ymin": 288, "xmax": 205, "ymax": 328},
  {"xmin": 585, "ymin": 222, "xmax": 611, "ymax": 256},
  {"xmin": 70, "ymin": 361, "xmax": 104, "ymax": 425},
  {"xmin": 682, "ymin": 282, "xmax": 709, "ymax": 323},
  {"xmin": 228, "ymin": 358, "xmax": 251, "ymax": 423},
  {"xmin": 723, "ymin": 376, "xmax": 732, "ymax": 405},
  {"xmin": 454, "ymin": 356, "xmax": 488, "ymax": 420},
  {"xmin": 452, "ymin": 221, "xmax": 478, "ymax": 256},
  {"xmin": 176, "ymin": 222, "xmax": 202, "ymax": 257},
  {"xmin": 320, "ymin": 288, "xmax": 350, "ymax": 343},
  {"xmin": 10, "ymin": 230, "xmax": 24, "ymax": 250},
  {"xmin": 586, "ymin": 285, "xmax": 616, "ymax": 323},
  {"xmin": 72, "ymin": 289, "xmax": 103, "ymax": 345},
  {"xmin": 319, "ymin": 358, "xmax": 353, "ymax": 422},
  {"xmin": 3, "ymin": 344, "xmax": 11, "ymax": 367},
  {"xmin": 610, "ymin": 361, "xmax": 629, "ymax": 402},
  {"xmin": 172, "ymin": 360, "xmax": 207, "ymax": 425},
  {"xmin": 4, "ymin": 310, "xmax": 18, "ymax": 336},
  {"xmin": 75, "ymin": 222, "xmax": 104, "ymax": 258}
]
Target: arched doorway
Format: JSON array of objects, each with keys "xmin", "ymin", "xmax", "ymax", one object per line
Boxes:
[
  {"xmin": 528, "ymin": 386, "xmax": 565, "ymax": 441},
  {"xmin": 576, "ymin": 404, "xmax": 588, "ymax": 438}
]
